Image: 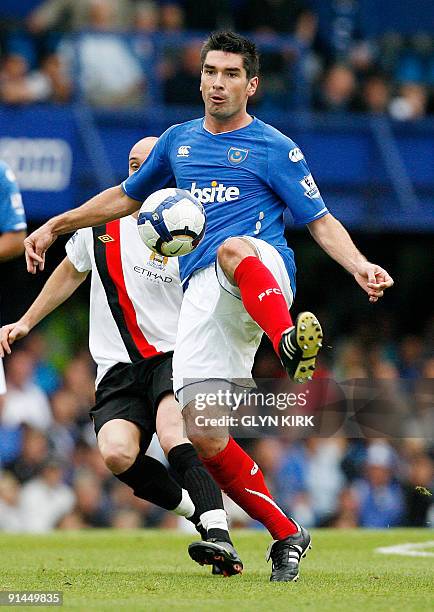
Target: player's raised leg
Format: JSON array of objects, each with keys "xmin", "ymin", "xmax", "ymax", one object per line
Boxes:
[
  {"xmin": 217, "ymin": 237, "xmax": 323, "ymax": 383},
  {"xmin": 175, "ymin": 250, "xmax": 314, "ymax": 581},
  {"xmin": 156, "ymin": 393, "xmax": 243, "ymax": 577}
]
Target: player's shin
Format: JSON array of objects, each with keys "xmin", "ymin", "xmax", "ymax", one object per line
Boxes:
[
  {"xmin": 116, "ymin": 453, "xmax": 194, "ymax": 515},
  {"xmin": 201, "ymin": 436, "xmax": 299, "ymax": 539},
  {"xmin": 167, "ymin": 442, "xmax": 231, "ymax": 543}
]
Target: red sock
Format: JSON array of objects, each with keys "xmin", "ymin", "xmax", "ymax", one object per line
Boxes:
[
  {"xmin": 233, "ymin": 256, "xmax": 293, "ymax": 355},
  {"xmin": 201, "ymin": 437, "xmax": 298, "ymax": 540}
]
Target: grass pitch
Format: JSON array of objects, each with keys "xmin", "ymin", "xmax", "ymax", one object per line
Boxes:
[{"xmin": 0, "ymin": 529, "xmax": 433, "ymax": 611}]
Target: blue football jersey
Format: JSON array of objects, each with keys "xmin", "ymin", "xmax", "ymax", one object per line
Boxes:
[
  {"xmin": 122, "ymin": 117, "xmax": 328, "ymax": 286},
  {"xmin": 0, "ymin": 161, "xmax": 26, "ymax": 234}
]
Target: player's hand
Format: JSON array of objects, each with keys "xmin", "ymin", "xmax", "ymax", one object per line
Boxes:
[
  {"xmin": 24, "ymin": 223, "xmax": 57, "ymax": 273},
  {"xmin": 0, "ymin": 321, "xmax": 30, "ymax": 357},
  {"xmin": 354, "ymin": 262, "xmax": 394, "ymax": 303}
]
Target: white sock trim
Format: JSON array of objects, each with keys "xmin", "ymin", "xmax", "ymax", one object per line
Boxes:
[
  {"xmin": 200, "ymin": 509, "xmax": 228, "ymax": 532},
  {"xmin": 173, "ymin": 488, "xmax": 195, "ymax": 518}
]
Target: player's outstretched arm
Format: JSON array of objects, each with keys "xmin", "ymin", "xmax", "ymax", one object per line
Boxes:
[
  {"xmin": 0, "ymin": 257, "xmax": 88, "ymax": 357},
  {"xmin": 24, "ymin": 186, "xmax": 140, "ymax": 273},
  {"xmin": 307, "ymin": 213, "xmax": 394, "ymax": 303}
]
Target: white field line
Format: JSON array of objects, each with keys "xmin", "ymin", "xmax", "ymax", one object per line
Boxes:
[{"xmin": 375, "ymin": 541, "xmax": 434, "ymax": 557}]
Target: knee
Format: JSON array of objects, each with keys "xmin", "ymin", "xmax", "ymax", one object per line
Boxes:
[
  {"xmin": 158, "ymin": 431, "xmax": 185, "ymax": 457},
  {"xmin": 99, "ymin": 439, "xmax": 139, "ymax": 474},
  {"xmin": 217, "ymin": 238, "xmax": 258, "ymax": 282},
  {"xmin": 217, "ymin": 238, "xmax": 245, "ymax": 268},
  {"xmin": 187, "ymin": 433, "xmax": 228, "ymax": 459},
  {"xmin": 183, "ymin": 403, "xmax": 228, "ymax": 458}
]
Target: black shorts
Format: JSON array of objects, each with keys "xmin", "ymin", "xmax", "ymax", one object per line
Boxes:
[{"xmin": 90, "ymin": 353, "xmax": 173, "ymax": 450}]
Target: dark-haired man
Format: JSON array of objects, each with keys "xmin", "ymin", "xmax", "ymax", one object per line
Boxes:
[{"xmin": 24, "ymin": 31, "xmax": 393, "ymax": 582}]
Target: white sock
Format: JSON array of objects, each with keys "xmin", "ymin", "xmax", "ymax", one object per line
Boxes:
[
  {"xmin": 199, "ymin": 509, "xmax": 228, "ymax": 532},
  {"xmin": 173, "ymin": 489, "xmax": 195, "ymax": 518}
]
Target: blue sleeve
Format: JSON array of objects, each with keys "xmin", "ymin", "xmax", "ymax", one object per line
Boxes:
[
  {"xmin": 265, "ymin": 129, "xmax": 329, "ymax": 225},
  {"xmin": 121, "ymin": 127, "xmax": 176, "ymax": 202},
  {"xmin": 0, "ymin": 162, "xmax": 27, "ymax": 233}
]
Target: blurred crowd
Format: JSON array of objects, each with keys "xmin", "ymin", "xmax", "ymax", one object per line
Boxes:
[
  {"xmin": 0, "ymin": 314, "xmax": 432, "ymax": 533},
  {"xmin": 0, "ymin": 0, "xmax": 433, "ymax": 118}
]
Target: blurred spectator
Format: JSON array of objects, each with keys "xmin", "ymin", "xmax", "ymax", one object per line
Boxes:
[
  {"xmin": 39, "ymin": 53, "xmax": 73, "ymax": 103},
  {"xmin": 355, "ymin": 73, "xmax": 391, "ymax": 114},
  {"xmin": 394, "ymin": 35, "xmax": 430, "ymax": 85},
  {"xmin": 133, "ymin": 1, "xmax": 159, "ymax": 33},
  {"xmin": 275, "ymin": 441, "xmax": 311, "ymax": 524},
  {"xmin": 403, "ymin": 453, "xmax": 433, "ymax": 527},
  {"xmin": 333, "ymin": 340, "xmax": 368, "ymax": 380},
  {"xmin": 19, "ymin": 457, "xmax": 75, "ymax": 532},
  {"xmin": 73, "ymin": 470, "xmax": 110, "ymax": 527},
  {"xmin": 274, "ymin": 438, "xmax": 346, "ymax": 527},
  {"xmin": 293, "ymin": 10, "xmax": 322, "ymax": 86},
  {"xmin": 0, "ymin": 53, "xmax": 53, "ymax": 105},
  {"xmin": 62, "ymin": 353, "xmax": 95, "ymax": 419},
  {"xmin": 57, "ymin": 509, "xmax": 88, "ymax": 529},
  {"xmin": 329, "ymin": 487, "xmax": 359, "ymax": 528},
  {"xmin": 5, "ymin": 426, "xmax": 49, "ymax": 483},
  {"xmin": 389, "ymin": 83, "xmax": 429, "ymax": 121},
  {"xmin": 60, "ymin": 1, "xmax": 145, "ymax": 107},
  {"xmin": 2, "ymin": 351, "xmax": 52, "ymax": 430},
  {"xmin": 0, "ymin": 472, "xmax": 23, "ymax": 531},
  {"xmin": 353, "ymin": 441, "xmax": 405, "ymax": 528},
  {"xmin": 47, "ymin": 389, "xmax": 81, "ymax": 461},
  {"xmin": 111, "ymin": 508, "xmax": 143, "ymax": 529},
  {"xmin": 160, "ymin": 3, "xmax": 184, "ymax": 32},
  {"xmin": 398, "ymin": 335, "xmax": 424, "ymax": 379},
  {"xmin": 305, "ymin": 439, "xmax": 345, "ymax": 524},
  {"xmin": 341, "ymin": 440, "xmax": 367, "ymax": 483},
  {"xmin": 26, "ymin": 0, "xmax": 134, "ymax": 34},
  {"xmin": 348, "ymin": 41, "xmax": 377, "ymax": 78},
  {"xmin": 163, "ymin": 41, "xmax": 202, "ymax": 105},
  {"xmin": 378, "ymin": 32, "xmax": 404, "ymax": 75},
  {"xmin": 107, "ymin": 478, "xmax": 166, "ymax": 527},
  {"xmin": 23, "ymin": 332, "xmax": 60, "ymax": 396},
  {"xmin": 314, "ymin": 63, "xmax": 357, "ymax": 112}
]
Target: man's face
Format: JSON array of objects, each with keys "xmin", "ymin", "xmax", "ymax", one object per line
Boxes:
[
  {"xmin": 200, "ymin": 50, "xmax": 258, "ymax": 121},
  {"xmin": 128, "ymin": 137, "xmax": 157, "ymax": 175},
  {"xmin": 127, "ymin": 137, "xmax": 157, "ymax": 218}
]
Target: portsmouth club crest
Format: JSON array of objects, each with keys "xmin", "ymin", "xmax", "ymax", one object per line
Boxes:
[
  {"xmin": 227, "ymin": 147, "xmax": 249, "ymax": 164},
  {"xmin": 148, "ymin": 251, "xmax": 168, "ymax": 270}
]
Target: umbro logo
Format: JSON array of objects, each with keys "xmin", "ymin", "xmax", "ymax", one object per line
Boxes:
[
  {"xmin": 177, "ymin": 145, "xmax": 191, "ymax": 157},
  {"xmin": 251, "ymin": 462, "xmax": 259, "ymax": 476},
  {"xmin": 98, "ymin": 234, "xmax": 114, "ymax": 243}
]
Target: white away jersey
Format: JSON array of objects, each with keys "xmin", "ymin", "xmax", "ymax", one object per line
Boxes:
[{"xmin": 65, "ymin": 216, "xmax": 183, "ymax": 387}]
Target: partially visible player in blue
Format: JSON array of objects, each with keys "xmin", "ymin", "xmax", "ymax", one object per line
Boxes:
[
  {"xmin": 0, "ymin": 160, "xmax": 27, "ymax": 395},
  {"xmin": 24, "ymin": 32, "xmax": 393, "ymax": 583},
  {"xmin": 0, "ymin": 161, "xmax": 26, "ymax": 262}
]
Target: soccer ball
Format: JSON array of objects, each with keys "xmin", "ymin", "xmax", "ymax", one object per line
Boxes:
[{"xmin": 137, "ymin": 188, "xmax": 206, "ymax": 257}]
